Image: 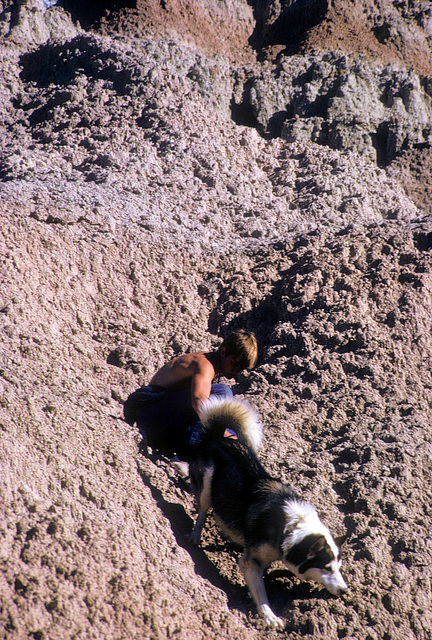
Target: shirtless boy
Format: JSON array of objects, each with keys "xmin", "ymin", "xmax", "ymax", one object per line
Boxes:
[{"xmin": 123, "ymin": 330, "xmax": 258, "ymax": 456}]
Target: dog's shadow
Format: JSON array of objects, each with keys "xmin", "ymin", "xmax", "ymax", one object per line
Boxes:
[{"xmin": 136, "ymin": 447, "xmax": 250, "ymax": 617}]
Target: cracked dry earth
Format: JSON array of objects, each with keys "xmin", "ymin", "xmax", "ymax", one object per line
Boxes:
[{"xmin": 1, "ymin": 1, "xmax": 432, "ymax": 639}]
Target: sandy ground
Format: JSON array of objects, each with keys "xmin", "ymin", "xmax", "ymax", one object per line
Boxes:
[{"xmin": 1, "ymin": 1, "xmax": 432, "ymax": 638}]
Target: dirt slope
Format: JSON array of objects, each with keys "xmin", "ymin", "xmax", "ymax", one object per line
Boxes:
[{"xmin": 1, "ymin": 2, "xmax": 431, "ymax": 639}]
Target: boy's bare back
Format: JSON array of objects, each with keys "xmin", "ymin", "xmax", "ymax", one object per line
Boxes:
[
  {"xmin": 149, "ymin": 352, "xmax": 217, "ymax": 413},
  {"xmin": 149, "ymin": 352, "xmax": 215, "ymax": 389}
]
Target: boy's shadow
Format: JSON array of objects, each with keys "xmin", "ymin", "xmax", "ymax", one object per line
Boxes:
[{"xmin": 136, "ymin": 444, "xmax": 250, "ymax": 617}]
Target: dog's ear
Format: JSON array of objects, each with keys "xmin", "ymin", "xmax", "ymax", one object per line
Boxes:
[
  {"xmin": 305, "ymin": 534, "xmax": 327, "ymax": 560},
  {"xmin": 334, "ymin": 534, "xmax": 347, "ymax": 549}
]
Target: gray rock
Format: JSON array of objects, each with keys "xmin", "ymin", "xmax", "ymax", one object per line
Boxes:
[{"xmin": 234, "ymin": 53, "xmax": 432, "ymax": 165}]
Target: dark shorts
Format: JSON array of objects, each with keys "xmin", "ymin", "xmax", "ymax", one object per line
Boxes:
[{"xmin": 123, "ymin": 382, "xmax": 233, "ymax": 456}]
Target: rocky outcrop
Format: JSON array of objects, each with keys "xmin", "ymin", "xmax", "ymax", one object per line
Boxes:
[
  {"xmin": 0, "ymin": 31, "xmax": 421, "ymax": 242},
  {"xmin": 59, "ymin": 0, "xmax": 257, "ymax": 63},
  {"xmin": 233, "ymin": 53, "xmax": 432, "ymax": 166},
  {"xmin": 0, "ymin": 0, "xmax": 78, "ymax": 43},
  {"xmin": 249, "ymin": 0, "xmax": 329, "ymax": 50}
]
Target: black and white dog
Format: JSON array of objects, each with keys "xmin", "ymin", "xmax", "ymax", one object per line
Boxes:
[{"xmin": 188, "ymin": 396, "xmax": 347, "ymax": 629}]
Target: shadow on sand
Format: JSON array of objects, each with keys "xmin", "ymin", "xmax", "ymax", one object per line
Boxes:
[{"xmin": 136, "ymin": 445, "xmax": 251, "ymax": 618}]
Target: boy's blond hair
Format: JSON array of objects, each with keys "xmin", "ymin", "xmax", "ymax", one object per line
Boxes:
[{"xmin": 220, "ymin": 330, "xmax": 258, "ymax": 370}]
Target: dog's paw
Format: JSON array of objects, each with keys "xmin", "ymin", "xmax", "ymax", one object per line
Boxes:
[{"xmin": 261, "ymin": 605, "xmax": 285, "ymax": 629}]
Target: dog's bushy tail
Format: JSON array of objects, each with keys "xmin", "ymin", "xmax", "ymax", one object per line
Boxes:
[{"xmin": 198, "ymin": 396, "xmax": 263, "ymax": 451}]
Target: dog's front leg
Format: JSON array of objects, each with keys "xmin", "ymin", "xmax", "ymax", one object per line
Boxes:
[{"xmin": 239, "ymin": 552, "xmax": 285, "ymax": 629}]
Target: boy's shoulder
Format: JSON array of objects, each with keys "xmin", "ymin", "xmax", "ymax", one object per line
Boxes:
[{"xmin": 189, "ymin": 351, "xmax": 216, "ymax": 374}]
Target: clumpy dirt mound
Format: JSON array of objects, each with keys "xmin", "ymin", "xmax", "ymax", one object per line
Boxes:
[
  {"xmin": 1, "ymin": 1, "xmax": 432, "ymax": 639},
  {"xmin": 1, "ymin": 30, "xmax": 421, "ymax": 249},
  {"xmin": 298, "ymin": 0, "xmax": 432, "ymax": 77},
  {"xmin": 0, "ymin": 203, "xmax": 234, "ymax": 640},
  {"xmin": 59, "ymin": 0, "xmax": 257, "ymax": 63},
  {"xmin": 58, "ymin": 0, "xmax": 432, "ymax": 74},
  {"xmin": 287, "ymin": 0, "xmax": 432, "ymax": 213},
  {"xmin": 387, "ymin": 144, "xmax": 432, "ymax": 216},
  {"xmin": 57, "ymin": 0, "xmax": 432, "ymax": 215},
  {"xmin": 2, "ymin": 204, "xmax": 432, "ymax": 640},
  {"xmin": 236, "ymin": 54, "xmax": 432, "ymax": 163}
]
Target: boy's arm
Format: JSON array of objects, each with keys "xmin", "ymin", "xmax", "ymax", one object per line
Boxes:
[{"xmin": 190, "ymin": 358, "xmax": 214, "ymax": 414}]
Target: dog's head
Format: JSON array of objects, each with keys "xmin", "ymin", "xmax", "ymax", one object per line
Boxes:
[{"xmin": 282, "ymin": 500, "xmax": 347, "ymax": 596}]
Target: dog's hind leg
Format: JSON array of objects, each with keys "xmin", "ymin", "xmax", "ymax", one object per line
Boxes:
[
  {"xmin": 189, "ymin": 466, "xmax": 214, "ymax": 545},
  {"xmin": 239, "ymin": 551, "xmax": 285, "ymax": 629},
  {"xmin": 190, "ymin": 510, "xmax": 207, "ymax": 545}
]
